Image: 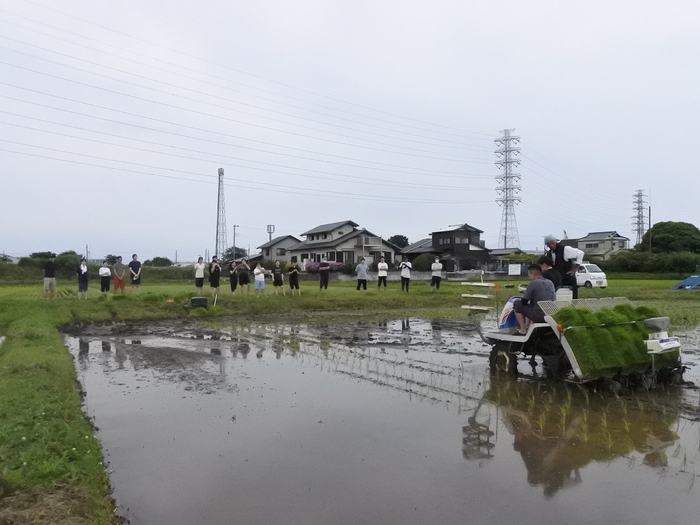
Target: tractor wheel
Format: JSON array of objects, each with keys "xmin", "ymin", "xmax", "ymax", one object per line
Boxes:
[
  {"xmin": 584, "ymin": 281, "xmax": 593, "ymax": 288},
  {"xmin": 489, "ymin": 342, "xmax": 518, "ymax": 374}
]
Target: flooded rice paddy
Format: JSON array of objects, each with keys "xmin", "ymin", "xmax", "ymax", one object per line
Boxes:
[{"xmin": 66, "ymin": 318, "xmax": 700, "ymax": 525}]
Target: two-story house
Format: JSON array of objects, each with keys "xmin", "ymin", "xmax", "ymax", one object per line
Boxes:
[
  {"xmin": 402, "ymin": 223, "xmax": 490, "ymax": 271},
  {"xmin": 257, "ymin": 235, "xmax": 302, "ymax": 263},
  {"xmin": 561, "ymin": 231, "xmax": 629, "ymax": 260},
  {"xmin": 286, "ymin": 220, "xmax": 398, "ymax": 266}
]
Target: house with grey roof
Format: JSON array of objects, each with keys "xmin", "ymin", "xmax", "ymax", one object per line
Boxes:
[
  {"xmin": 257, "ymin": 235, "xmax": 302, "ymax": 263},
  {"xmin": 286, "ymin": 220, "xmax": 399, "ymax": 266},
  {"xmin": 561, "ymin": 231, "xmax": 629, "ymax": 260},
  {"xmin": 402, "ymin": 223, "xmax": 490, "ymax": 271}
]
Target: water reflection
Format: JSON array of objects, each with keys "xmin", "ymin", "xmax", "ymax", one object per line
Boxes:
[{"xmin": 469, "ymin": 376, "xmax": 686, "ymax": 497}]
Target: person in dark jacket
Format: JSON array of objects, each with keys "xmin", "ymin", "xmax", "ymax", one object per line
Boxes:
[
  {"xmin": 77, "ymin": 258, "xmax": 89, "ymax": 300},
  {"xmin": 544, "ymin": 234, "xmax": 584, "ymax": 299},
  {"xmin": 537, "ymin": 255, "xmax": 562, "ymax": 289}
]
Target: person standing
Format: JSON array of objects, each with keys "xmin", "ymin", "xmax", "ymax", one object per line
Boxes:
[
  {"xmin": 43, "ymin": 253, "xmax": 57, "ymax": 300},
  {"xmin": 318, "ymin": 257, "xmax": 330, "ymax": 290},
  {"xmin": 253, "ymin": 262, "xmax": 266, "ymax": 295},
  {"xmin": 112, "ymin": 256, "xmax": 127, "ymax": 295},
  {"xmin": 128, "ymin": 254, "xmax": 142, "ymax": 292},
  {"xmin": 194, "ymin": 257, "xmax": 205, "ymax": 294},
  {"xmin": 209, "ymin": 256, "xmax": 221, "ymax": 296},
  {"xmin": 77, "ymin": 258, "xmax": 89, "ymax": 299},
  {"xmin": 288, "ymin": 261, "xmax": 301, "ymax": 295},
  {"xmin": 272, "ymin": 260, "xmax": 286, "ymax": 296},
  {"xmin": 544, "ymin": 234, "xmax": 584, "ymax": 299},
  {"xmin": 99, "ymin": 260, "xmax": 111, "ymax": 293},
  {"xmin": 238, "ymin": 258, "xmax": 251, "ymax": 294},
  {"xmin": 355, "ymin": 258, "xmax": 369, "ymax": 290},
  {"xmin": 399, "ymin": 256, "xmax": 412, "ymax": 292},
  {"xmin": 228, "ymin": 261, "xmax": 238, "ymax": 294},
  {"xmin": 377, "ymin": 257, "xmax": 388, "ymax": 290},
  {"xmin": 430, "ymin": 257, "xmax": 443, "ymax": 290}
]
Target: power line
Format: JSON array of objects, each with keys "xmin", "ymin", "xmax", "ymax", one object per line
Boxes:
[{"xmin": 7, "ymin": 1, "xmax": 495, "ymax": 140}]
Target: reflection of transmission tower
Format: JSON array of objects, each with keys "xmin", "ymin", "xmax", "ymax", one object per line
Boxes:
[
  {"xmin": 632, "ymin": 189, "xmax": 647, "ymax": 246},
  {"xmin": 215, "ymin": 168, "xmax": 227, "ymax": 258},
  {"xmin": 494, "ymin": 129, "xmax": 521, "ymax": 248}
]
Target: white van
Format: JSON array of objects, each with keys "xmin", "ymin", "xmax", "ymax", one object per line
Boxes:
[{"xmin": 576, "ymin": 263, "xmax": 607, "ymax": 288}]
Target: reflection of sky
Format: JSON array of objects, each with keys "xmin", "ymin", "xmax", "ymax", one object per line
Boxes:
[{"xmin": 65, "ymin": 319, "xmax": 700, "ymax": 525}]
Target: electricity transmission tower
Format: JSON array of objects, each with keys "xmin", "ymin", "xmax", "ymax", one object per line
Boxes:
[
  {"xmin": 632, "ymin": 189, "xmax": 647, "ymax": 245},
  {"xmin": 494, "ymin": 129, "xmax": 521, "ymax": 249},
  {"xmin": 215, "ymin": 168, "xmax": 228, "ymax": 258}
]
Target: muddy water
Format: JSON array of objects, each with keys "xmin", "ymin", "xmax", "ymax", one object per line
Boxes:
[{"xmin": 66, "ymin": 319, "xmax": 700, "ymax": 525}]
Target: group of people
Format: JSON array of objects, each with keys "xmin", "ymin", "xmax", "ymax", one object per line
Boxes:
[
  {"xmin": 512, "ymin": 234, "xmax": 585, "ymax": 334},
  {"xmin": 42, "ymin": 253, "xmax": 143, "ymax": 300},
  {"xmin": 195, "ymin": 257, "xmax": 302, "ymax": 297}
]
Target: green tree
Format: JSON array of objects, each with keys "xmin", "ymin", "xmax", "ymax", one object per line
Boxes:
[
  {"xmin": 222, "ymin": 246, "xmax": 248, "ymax": 261},
  {"xmin": 29, "ymin": 251, "xmax": 54, "ymax": 259},
  {"xmin": 104, "ymin": 254, "xmax": 120, "ymax": 264},
  {"xmin": 145, "ymin": 257, "xmax": 173, "ymax": 267},
  {"xmin": 388, "ymin": 235, "xmax": 409, "ymax": 248},
  {"xmin": 638, "ymin": 221, "xmax": 700, "ymax": 253},
  {"xmin": 412, "ymin": 253, "xmax": 435, "ymax": 271}
]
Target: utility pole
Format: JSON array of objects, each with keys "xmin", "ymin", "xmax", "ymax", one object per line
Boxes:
[
  {"xmin": 267, "ymin": 223, "xmax": 275, "ymax": 242},
  {"xmin": 632, "ymin": 189, "xmax": 647, "ymax": 246},
  {"xmin": 494, "ymin": 129, "xmax": 521, "ymax": 249},
  {"xmin": 232, "ymin": 224, "xmax": 239, "ymax": 260},
  {"xmin": 215, "ymin": 168, "xmax": 228, "ymax": 258}
]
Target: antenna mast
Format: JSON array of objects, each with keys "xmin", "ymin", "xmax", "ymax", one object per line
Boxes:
[
  {"xmin": 215, "ymin": 168, "xmax": 228, "ymax": 258},
  {"xmin": 632, "ymin": 189, "xmax": 647, "ymax": 246}
]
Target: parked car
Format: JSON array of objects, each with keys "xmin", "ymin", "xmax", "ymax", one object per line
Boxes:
[{"xmin": 576, "ymin": 263, "xmax": 607, "ymax": 288}]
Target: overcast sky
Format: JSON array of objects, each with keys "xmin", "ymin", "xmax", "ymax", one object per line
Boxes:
[{"xmin": 1, "ymin": 0, "xmax": 698, "ymax": 261}]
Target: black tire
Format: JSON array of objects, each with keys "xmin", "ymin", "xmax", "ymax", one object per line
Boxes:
[
  {"xmin": 489, "ymin": 342, "xmax": 518, "ymax": 374},
  {"xmin": 584, "ymin": 281, "xmax": 593, "ymax": 288}
]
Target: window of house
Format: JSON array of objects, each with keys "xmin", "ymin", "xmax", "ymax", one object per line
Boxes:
[
  {"xmin": 338, "ymin": 231, "xmax": 344, "ymax": 235},
  {"xmin": 276, "ymin": 248, "xmax": 286, "ymax": 256},
  {"xmin": 322, "ymin": 233, "xmax": 328, "ymax": 239},
  {"xmin": 327, "ymin": 252, "xmax": 335, "ymax": 261},
  {"xmin": 291, "ymin": 256, "xmax": 297, "ymax": 263},
  {"xmin": 585, "ymin": 243, "xmax": 599, "ymax": 248},
  {"xmin": 265, "ymin": 248, "xmax": 270, "ymax": 256},
  {"xmin": 301, "ymin": 253, "xmax": 309, "ymax": 261},
  {"xmin": 309, "ymin": 235, "xmax": 315, "ymax": 241}
]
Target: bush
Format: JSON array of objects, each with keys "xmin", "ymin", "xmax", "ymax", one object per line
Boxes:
[
  {"xmin": 304, "ymin": 262, "xmax": 343, "ymax": 273},
  {"xmin": 412, "ymin": 253, "xmax": 435, "ymax": 272},
  {"xmin": 600, "ymin": 251, "xmax": 700, "ymax": 275}
]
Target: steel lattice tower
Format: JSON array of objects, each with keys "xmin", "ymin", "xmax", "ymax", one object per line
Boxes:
[
  {"xmin": 632, "ymin": 189, "xmax": 647, "ymax": 245},
  {"xmin": 494, "ymin": 129, "xmax": 521, "ymax": 249},
  {"xmin": 215, "ymin": 168, "xmax": 228, "ymax": 258}
]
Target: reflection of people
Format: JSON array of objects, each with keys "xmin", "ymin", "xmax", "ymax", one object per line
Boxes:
[
  {"xmin": 288, "ymin": 261, "xmax": 301, "ymax": 295},
  {"xmin": 377, "ymin": 257, "xmax": 388, "ymax": 289},
  {"xmin": 399, "ymin": 256, "xmax": 412, "ymax": 292},
  {"xmin": 194, "ymin": 257, "xmax": 205, "ymax": 294},
  {"xmin": 99, "ymin": 260, "xmax": 111, "ymax": 293},
  {"xmin": 209, "ymin": 256, "xmax": 221, "ymax": 296},
  {"xmin": 544, "ymin": 234, "xmax": 584, "ymax": 299},
  {"xmin": 430, "ymin": 257, "xmax": 443, "ymax": 290},
  {"xmin": 113, "ymin": 256, "xmax": 127, "ymax": 294},
  {"xmin": 77, "ymin": 258, "xmax": 89, "ymax": 299},
  {"xmin": 355, "ymin": 258, "xmax": 369, "ymax": 290},
  {"xmin": 128, "ymin": 254, "xmax": 142, "ymax": 292},
  {"xmin": 513, "ymin": 264, "xmax": 556, "ymax": 334},
  {"xmin": 319, "ymin": 257, "xmax": 330, "ymax": 290},
  {"xmin": 272, "ymin": 260, "xmax": 286, "ymax": 296},
  {"xmin": 43, "ymin": 253, "xmax": 56, "ymax": 300},
  {"xmin": 536, "ymin": 255, "xmax": 562, "ymax": 289}
]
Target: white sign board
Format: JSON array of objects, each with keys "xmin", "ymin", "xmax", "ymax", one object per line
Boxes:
[{"xmin": 508, "ymin": 264, "xmax": 521, "ymax": 276}]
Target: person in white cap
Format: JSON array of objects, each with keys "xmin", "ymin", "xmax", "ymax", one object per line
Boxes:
[{"xmin": 544, "ymin": 234, "xmax": 584, "ymax": 298}]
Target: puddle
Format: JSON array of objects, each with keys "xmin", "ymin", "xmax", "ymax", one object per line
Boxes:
[{"xmin": 67, "ymin": 319, "xmax": 700, "ymax": 525}]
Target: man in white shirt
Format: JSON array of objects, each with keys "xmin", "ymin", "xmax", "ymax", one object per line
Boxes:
[
  {"xmin": 193, "ymin": 257, "xmax": 205, "ymax": 294},
  {"xmin": 399, "ymin": 256, "xmax": 412, "ymax": 293},
  {"xmin": 377, "ymin": 257, "xmax": 389, "ymax": 290},
  {"xmin": 544, "ymin": 234, "xmax": 585, "ymax": 299},
  {"xmin": 430, "ymin": 257, "xmax": 443, "ymax": 290}
]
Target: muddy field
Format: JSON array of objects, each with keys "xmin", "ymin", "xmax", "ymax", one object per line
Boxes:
[{"xmin": 66, "ymin": 318, "xmax": 700, "ymax": 525}]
